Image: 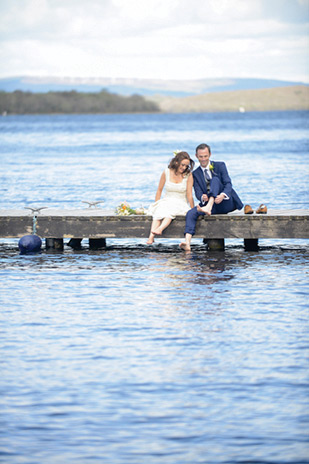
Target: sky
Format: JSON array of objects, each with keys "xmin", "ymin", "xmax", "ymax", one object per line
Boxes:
[{"xmin": 0, "ymin": 0, "xmax": 308, "ymax": 83}]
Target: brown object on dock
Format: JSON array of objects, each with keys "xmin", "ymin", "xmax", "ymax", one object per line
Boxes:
[
  {"xmin": 0, "ymin": 209, "xmax": 308, "ymax": 249},
  {"xmin": 244, "ymin": 205, "xmax": 254, "ymax": 214},
  {"xmin": 256, "ymin": 204, "xmax": 268, "ymax": 214}
]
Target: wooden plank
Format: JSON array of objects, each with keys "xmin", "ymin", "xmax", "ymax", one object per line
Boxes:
[
  {"xmin": 0, "ymin": 216, "xmax": 34, "ymax": 238},
  {"xmin": 0, "ymin": 210, "xmax": 308, "ymax": 239}
]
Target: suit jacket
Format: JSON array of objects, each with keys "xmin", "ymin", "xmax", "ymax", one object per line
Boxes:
[{"xmin": 193, "ymin": 161, "xmax": 243, "ymax": 210}]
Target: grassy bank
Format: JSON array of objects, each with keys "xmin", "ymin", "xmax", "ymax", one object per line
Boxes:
[{"xmin": 147, "ymin": 85, "xmax": 309, "ymax": 113}]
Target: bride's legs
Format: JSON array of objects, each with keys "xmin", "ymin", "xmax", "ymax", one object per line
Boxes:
[
  {"xmin": 152, "ymin": 217, "xmax": 172, "ymax": 235},
  {"xmin": 147, "ymin": 219, "xmax": 161, "ymax": 244}
]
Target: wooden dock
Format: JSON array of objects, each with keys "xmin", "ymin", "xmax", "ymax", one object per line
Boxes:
[{"xmin": 0, "ymin": 208, "xmax": 308, "ymax": 250}]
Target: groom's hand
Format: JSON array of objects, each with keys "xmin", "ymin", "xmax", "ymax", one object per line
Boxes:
[
  {"xmin": 202, "ymin": 194, "xmax": 208, "ymax": 203},
  {"xmin": 215, "ymin": 193, "xmax": 225, "ymax": 204}
]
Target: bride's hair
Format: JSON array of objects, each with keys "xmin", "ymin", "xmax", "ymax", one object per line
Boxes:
[{"xmin": 169, "ymin": 151, "xmax": 194, "ymax": 174}]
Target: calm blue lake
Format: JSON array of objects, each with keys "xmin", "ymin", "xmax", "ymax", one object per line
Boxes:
[{"xmin": 0, "ymin": 111, "xmax": 308, "ymax": 463}]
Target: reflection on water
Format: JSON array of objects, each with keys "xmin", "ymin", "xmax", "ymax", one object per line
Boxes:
[
  {"xmin": 1, "ymin": 242, "xmax": 309, "ymax": 463},
  {"xmin": 1, "ymin": 110, "xmax": 309, "ymax": 463}
]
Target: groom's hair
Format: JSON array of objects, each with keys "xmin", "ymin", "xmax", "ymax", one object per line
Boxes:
[{"xmin": 196, "ymin": 143, "xmax": 211, "ymax": 154}]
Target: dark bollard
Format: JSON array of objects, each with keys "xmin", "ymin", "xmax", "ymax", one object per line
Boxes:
[
  {"xmin": 207, "ymin": 239, "xmax": 225, "ymax": 251},
  {"xmin": 244, "ymin": 239, "xmax": 259, "ymax": 251},
  {"xmin": 89, "ymin": 238, "xmax": 107, "ymax": 249}
]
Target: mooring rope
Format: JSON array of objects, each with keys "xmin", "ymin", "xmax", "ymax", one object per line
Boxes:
[
  {"xmin": 32, "ymin": 215, "xmax": 37, "ymax": 235},
  {"xmin": 24, "ymin": 206, "xmax": 48, "ymax": 235}
]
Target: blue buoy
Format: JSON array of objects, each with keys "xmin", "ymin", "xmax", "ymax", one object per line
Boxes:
[{"xmin": 18, "ymin": 235, "xmax": 42, "ymax": 254}]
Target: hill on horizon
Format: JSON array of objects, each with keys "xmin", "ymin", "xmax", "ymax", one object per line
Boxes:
[
  {"xmin": 148, "ymin": 85, "xmax": 309, "ymax": 113},
  {"xmin": 0, "ymin": 76, "xmax": 307, "ymax": 97}
]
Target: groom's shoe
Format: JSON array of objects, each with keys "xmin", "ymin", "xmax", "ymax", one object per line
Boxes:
[
  {"xmin": 256, "ymin": 204, "xmax": 267, "ymax": 214},
  {"xmin": 244, "ymin": 204, "xmax": 254, "ymax": 214}
]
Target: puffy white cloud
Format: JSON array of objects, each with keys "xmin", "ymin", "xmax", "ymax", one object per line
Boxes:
[{"xmin": 0, "ymin": 0, "xmax": 308, "ymax": 81}]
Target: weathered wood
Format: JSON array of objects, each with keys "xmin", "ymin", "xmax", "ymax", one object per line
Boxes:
[
  {"xmin": 207, "ymin": 239, "xmax": 225, "ymax": 251},
  {"xmin": 45, "ymin": 238, "xmax": 64, "ymax": 250},
  {"xmin": 0, "ymin": 209, "xmax": 308, "ymax": 240}
]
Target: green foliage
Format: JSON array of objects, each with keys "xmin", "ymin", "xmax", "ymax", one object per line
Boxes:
[{"xmin": 0, "ymin": 89, "xmax": 159, "ymax": 114}]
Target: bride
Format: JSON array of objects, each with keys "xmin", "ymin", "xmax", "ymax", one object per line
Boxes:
[{"xmin": 147, "ymin": 151, "xmax": 194, "ymax": 244}]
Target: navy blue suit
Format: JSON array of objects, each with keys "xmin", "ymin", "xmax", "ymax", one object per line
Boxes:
[{"xmin": 185, "ymin": 161, "xmax": 243, "ymax": 236}]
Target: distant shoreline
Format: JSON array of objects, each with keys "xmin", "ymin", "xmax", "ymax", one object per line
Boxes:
[
  {"xmin": 0, "ymin": 89, "xmax": 159, "ymax": 115},
  {"xmin": 0, "ymin": 86, "xmax": 308, "ymax": 115},
  {"xmin": 147, "ymin": 85, "xmax": 309, "ymax": 113},
  {"xmin": 1, "ymin": 110, "xmax": 308, "ymax": 116}
]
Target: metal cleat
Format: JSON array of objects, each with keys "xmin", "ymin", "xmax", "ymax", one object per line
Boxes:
[
  {"xmin": 82, "ymin": 201, "xmax": 104, "ymax": 208},
  {"xmin": 24, "ymin": 207, "xmax": 48, "ymax": 214}
]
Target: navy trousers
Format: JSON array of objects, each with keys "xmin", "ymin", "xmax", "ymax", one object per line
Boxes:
[{"xmin": 185, "ymin": 177, "xmax": 237, "ymax": 236}]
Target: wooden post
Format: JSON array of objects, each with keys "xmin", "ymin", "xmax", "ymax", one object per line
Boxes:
[
  {"xmin": 89, "ymin": 238, "xmax": 107, "ymax": 249},
  {"xmin": 67, "ymin": 238, "xmax": 82, "ymax": 249},
  {"xmin": 207, "ymin": 239, "xmax": 225, "ymax": 251},
  {"xmin": 244, "ymin": 239, "xmax": 259, "ymax": 251},
  {"xmin": 45, "ymin": 238, "xmax": 64, "ymax": 250}
]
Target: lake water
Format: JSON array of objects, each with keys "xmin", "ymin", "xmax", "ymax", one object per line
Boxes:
[{"xmin": 0, "ymin": 111, "xmax": 308, "ymax": 464}]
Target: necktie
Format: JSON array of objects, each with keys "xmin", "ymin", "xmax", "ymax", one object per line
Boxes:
[
  {"xmin": 204, "ymin": 169, "xmax": 211, "ymax": 181},
  {"xmin": 204, "ymin": 169, "xmax": 211, "ymax": 193}
]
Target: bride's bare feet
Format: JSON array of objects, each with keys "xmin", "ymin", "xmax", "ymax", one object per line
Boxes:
[
  {"xmin": 147, "ymin": 232, "xmax": 155, "ymax": 244},
  {"xmin": 179, "ymin": 242, "xmax": 191, "ymax": 251},
  {"xmin": 197, "ymin": 204, "xmax": 212, "ymax": 216},
  {"xmin": 152, "ymin": 228, "xmax": 162, "ymax": 235}
]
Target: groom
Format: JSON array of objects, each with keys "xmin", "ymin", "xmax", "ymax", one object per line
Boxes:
[{"xmin": 180, "ymin": 143, "xmax": 243, "ymax": 251}]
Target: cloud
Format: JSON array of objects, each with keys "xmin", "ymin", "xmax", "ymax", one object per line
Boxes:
[
  {"xmin": 260, "ymin": 0, "xmax": 309, "ymax": 23},
  {"xmin": 0, "ymin": 0, "xmax": 308, "ymax": 81}
]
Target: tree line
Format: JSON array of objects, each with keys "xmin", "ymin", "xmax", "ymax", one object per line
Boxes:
[{"xmin": 0, "ymin": 89, "xmax": 160, "ymax": 114}]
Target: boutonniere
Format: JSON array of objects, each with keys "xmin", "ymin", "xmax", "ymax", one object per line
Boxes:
[{"xmin": 209, "ymin": 163, "xmax": 214, "ymax": 171}]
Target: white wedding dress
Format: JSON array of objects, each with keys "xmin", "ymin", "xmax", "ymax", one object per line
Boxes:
[{"xmin": 147, "ymin": 168, "xmax": 191, "ymax": 220}]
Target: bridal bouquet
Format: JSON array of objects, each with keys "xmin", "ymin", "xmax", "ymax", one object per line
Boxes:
[{"xmin": 115, "ymin": 202, "xmax": 146, "ymax": 216}]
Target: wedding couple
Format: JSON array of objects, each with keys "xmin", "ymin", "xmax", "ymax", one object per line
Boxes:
[{"xmin": 147, "ymin": 143, "xmax": 243, "ymax": 251}]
